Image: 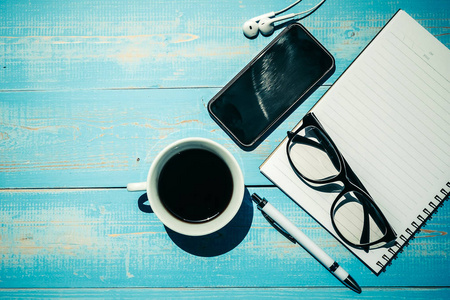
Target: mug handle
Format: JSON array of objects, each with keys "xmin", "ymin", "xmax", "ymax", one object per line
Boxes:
[{"xmin": 127, "ymin": 182, "xmax": 147, "ymax": 192}]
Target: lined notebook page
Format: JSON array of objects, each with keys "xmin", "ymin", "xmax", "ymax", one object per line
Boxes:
[{"xmin": 260, "ymin": 10, "xmax": 450, "ymax": 274}]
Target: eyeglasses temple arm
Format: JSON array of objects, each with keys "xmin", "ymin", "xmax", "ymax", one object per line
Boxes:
[
  {"xmin": 287, "ymin": 131, "xmax": 341, "ymax": 170},
  {"xmin": 288, "ymin": 131, "xmax": 325, "ymax": 150}
]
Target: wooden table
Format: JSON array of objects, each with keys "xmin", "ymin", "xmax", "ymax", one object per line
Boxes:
[{"xmin": 1, "ymin": 0, "xmax": 449, "ymax": 298}]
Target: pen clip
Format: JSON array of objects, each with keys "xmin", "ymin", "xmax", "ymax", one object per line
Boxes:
[{"xmin": 261, "ymin": 211, "xmax": 297, "ymax": 244}]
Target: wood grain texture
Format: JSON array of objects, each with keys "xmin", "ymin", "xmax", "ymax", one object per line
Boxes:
[
  {"xmin": 0, "ymin": 0, "xmax": 449, "ymax": 297},
  {"xmin": 0, "ymin": 88, "xmax": 326, "ymax": 188},
  {"xmin": 0, "ymin": 288, "xmax": 449, "ymax": 299},
  {"xmin": 0, "ymin": 188, "xmax": 448, "ymax": 288},
  {"xmin": 1, "ymin": 1, "xmax": 448, "ymax": 91}
]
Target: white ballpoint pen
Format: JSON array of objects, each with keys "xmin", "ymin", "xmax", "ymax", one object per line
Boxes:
[{"xmin": 251, "ymin": 193, "xmax": 362, "ymax": 294}]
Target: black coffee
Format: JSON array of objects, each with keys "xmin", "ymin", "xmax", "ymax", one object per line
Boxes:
[{"xmin": 157, "ymin": 148, "xmax": 234, "ymax": 223}]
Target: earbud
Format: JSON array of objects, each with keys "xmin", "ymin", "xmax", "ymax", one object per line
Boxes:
[
  {"xmin": 258, "ymin": 18, "xmax": 275, "ymax": 36},
  {"xmin": 242, "ymin": 19, "xmax": 259, "ymax": 38}
]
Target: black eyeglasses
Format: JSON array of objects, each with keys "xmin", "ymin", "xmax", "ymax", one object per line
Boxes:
[{"xmin": 286, "ymin": 112, "xmax": 396, "ymax": 252}]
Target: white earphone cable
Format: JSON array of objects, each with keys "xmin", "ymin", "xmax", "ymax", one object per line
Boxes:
[
  {"xmin": 275, "ymin": 0, "xmax": 303, "ymax": 15},
  {"xmin": 242, "ymin": 0, "xmax": 327, "ymax": 38},
  {"xmin": 291, "ymin": 0, "xmax": 326, "ymax": 18}
]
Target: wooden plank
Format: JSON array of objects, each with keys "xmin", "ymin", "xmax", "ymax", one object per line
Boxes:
[
  {"xmin": 1, "ymin": 1, "xmax": 448, "ymax": 90},
  {"xmin": 0, "ymin": 88, "xmax": 326, "ymax": 188},
  {"xmin": 0, "ymin": 287, "xmax": 449, "ymax": 299},
  {"xmin": 0, "ymin": 187, "xmax": 448, "ymax": 288}
]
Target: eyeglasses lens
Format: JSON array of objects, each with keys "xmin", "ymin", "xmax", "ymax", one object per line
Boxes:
[
  {"xmin": 333, "ymin": 191, "xmax": 390, "ymax": 248},
  {"xmin": 288, "ymin": 126, "xmax": 341, "ymax": 182}
]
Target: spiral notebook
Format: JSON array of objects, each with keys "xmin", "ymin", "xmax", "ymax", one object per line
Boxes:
[{"xmin": 260, "ymin": 10, "xmax": 450, "ymax": 275}]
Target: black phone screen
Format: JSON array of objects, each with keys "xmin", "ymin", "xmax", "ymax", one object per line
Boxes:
[{"xmin": 208, "ymin": 24, "xmax": 334, "ymax": 149}]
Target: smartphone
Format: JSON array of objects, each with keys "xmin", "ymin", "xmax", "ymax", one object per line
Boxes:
[{"xmin": 208, "ymin": 23, "xmax": 335, "ymax": 150}]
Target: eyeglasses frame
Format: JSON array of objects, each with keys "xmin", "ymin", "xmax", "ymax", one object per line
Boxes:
[{"xmin": 286, "ymin": 112, "xmax": 396, "ymax": 252}]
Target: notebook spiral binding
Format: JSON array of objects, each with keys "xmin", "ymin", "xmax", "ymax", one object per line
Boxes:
[{"xmin": 377, "ymin": 181, "xmax": 450, "ymax": 272}]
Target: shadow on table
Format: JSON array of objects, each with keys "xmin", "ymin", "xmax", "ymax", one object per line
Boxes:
[{"xmin": 137, "ymin": 189, "xmax": 254, "ymax": 257}]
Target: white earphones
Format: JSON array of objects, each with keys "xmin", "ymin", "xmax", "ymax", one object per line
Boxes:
[
  {"xmin": 242, "ymin": 0, "xmax": 326, "ymax": 38},
  {"xmin": 242, "ymin": 11, "xmax": 276, "ymax": 38}
]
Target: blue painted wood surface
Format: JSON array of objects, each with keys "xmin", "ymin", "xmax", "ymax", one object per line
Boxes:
[
  {"xmin": 0, "ymin": 188, "xmax": 449, "ymax": 290},
  {"xmin": 1, "ymin": 1, "xmax": 448, "ymax": 90},
  {"xmin": 1, "ymin": 288, "xmax": 449, "ymax": 299},
  {"xmin": 0, "ymin": 87, "xmax": 327, "ymax": 188},
  {"xmin": 0, "ymin": 0, "xmax": 449, "ymax": 298}
]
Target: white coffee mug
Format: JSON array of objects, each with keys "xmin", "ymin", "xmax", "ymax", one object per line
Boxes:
[{"xmin": 127, "ymin": 137, "xmax": 244, "ymax": 236}]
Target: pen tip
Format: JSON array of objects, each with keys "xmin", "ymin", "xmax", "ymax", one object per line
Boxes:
[
  {"xmin": 344, "ymin": 275, "xmax": 362, "ymax": 294},
  {"xmin": 251, "ymin": 193, "xmax": 262, "ymax": 203}
]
